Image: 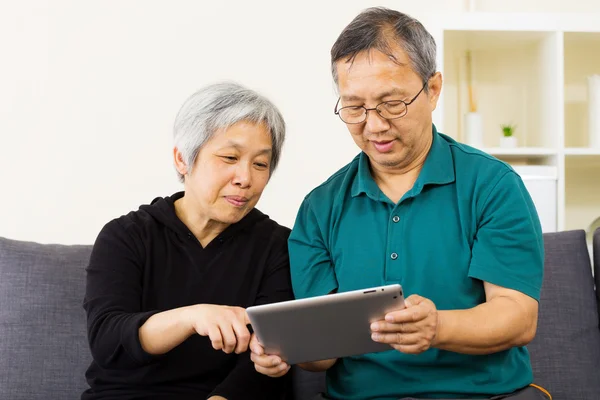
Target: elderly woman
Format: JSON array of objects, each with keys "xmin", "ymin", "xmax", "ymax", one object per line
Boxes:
[{"xmin": 81, "ymin": 82, "xmax": 292, "ymax": 400}]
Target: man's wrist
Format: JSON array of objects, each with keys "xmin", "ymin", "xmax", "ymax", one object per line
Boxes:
[{"xmin": 432, "ymin": 310, "xmax": 449, "ymax": 348}]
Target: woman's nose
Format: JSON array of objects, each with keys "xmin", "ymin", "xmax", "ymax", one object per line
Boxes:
[{"xmin": 232, "ymin": 164, "xmax": 251, "ymax": 188}]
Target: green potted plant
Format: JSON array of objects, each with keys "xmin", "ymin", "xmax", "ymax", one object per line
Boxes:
[{"xmin": 500, "ymin": 123, "xmax": 517, "ymax": 148}]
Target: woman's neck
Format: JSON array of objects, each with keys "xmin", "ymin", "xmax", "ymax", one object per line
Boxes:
[{"xmin": 174, "ymin": 197, "xmax": 229, "ymax": 247}]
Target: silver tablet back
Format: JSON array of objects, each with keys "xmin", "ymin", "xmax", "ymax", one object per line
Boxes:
[{"xmin": 247, "ymin": 284, "xmax": 405, "ymax": 364}]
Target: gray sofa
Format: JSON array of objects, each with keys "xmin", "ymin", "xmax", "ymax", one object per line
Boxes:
[{"xmin": 1, "ymin": 229, "xmax": 600, "ymax": 399}]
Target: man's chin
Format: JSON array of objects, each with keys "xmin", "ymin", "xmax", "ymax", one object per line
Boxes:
[{"xmin": 369, "ymin": 152, "xmax": 405, "ymax": 168}]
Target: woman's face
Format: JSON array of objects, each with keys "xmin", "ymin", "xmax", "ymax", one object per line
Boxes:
[{"xmin": 179, "ymin": 120, "xmax": 273, "ymax": 225}]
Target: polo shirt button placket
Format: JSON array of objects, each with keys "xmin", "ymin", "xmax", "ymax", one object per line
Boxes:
[{"xmin": 392, "ymin": 215, "xmax": 400, "ymax": 223}]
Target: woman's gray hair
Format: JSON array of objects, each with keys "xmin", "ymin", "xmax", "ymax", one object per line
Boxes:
[
  {"xmin": 331, "ymin": 7, "xmax": 436, "ymax": 92},
  {"xmin": 173, "ymin": 82, "xmax": 286, "ymax": 182}
]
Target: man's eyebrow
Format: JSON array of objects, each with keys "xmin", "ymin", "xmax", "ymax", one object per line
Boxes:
[
  {"xmin": 378, "ymin": 88, "xmax": 409, "ymax": 98},
  {"xmin": 340, "ymin": 95, "xmax": 364, "ymax": 102},
  {"xmin": 340, "ymin": 88, "xmax": 408, "ymax": 103}
]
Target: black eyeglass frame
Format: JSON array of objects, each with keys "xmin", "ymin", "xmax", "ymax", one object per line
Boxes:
[{"xmin": 334, "ymin": 80, "xmax": 428, "ymax": 124}]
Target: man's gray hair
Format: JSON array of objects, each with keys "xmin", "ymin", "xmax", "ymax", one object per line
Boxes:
[
  {"xmin": 173, "ymin": 82, "xmax": 286, "ymax": 182},
  {"xmin": 331, "ymin": 7, "xmax": 437, "ymax": 92}
]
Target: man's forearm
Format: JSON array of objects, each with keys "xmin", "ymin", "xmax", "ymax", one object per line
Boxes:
[{"xmin": 434, "ymin": 296, "xmax": 537, "ymax": 355}]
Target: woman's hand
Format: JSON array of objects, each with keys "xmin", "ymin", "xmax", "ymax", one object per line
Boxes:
[
  {"xmin": 249, "ymin": 333, "xmax": 290, "ymax": 377},
  {"xmin": 186, "ymin": 304, "xmax": 252, "ymax": 354}
]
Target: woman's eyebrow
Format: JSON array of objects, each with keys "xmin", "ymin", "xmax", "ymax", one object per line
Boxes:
[{"xmin": 221, "ymin": 141, "xmax": 272, "ymax": 155}]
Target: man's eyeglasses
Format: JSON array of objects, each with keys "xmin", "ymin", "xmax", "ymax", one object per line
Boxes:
[{"xmin": 334, "ymin": 81, "xmax": 428, "ymax": 124}]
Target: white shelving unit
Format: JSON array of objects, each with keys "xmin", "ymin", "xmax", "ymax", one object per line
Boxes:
[
  {"xmin": 480, "ymin": 147, "xmax": 558, "ymax": 158},
  {"xmin": 426, "ymin": 12, "xmax": 600, "ymax": 233}
]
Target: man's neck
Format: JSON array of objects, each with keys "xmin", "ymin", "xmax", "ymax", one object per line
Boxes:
[{"xmin": 370, "ymin": 137, "xmax": 432, "ymax": 204}]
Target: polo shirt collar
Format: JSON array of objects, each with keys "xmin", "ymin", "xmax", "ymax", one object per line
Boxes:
[{"xmin": 351, "ymin": 124, "xmax": 455, "ymax": 201}]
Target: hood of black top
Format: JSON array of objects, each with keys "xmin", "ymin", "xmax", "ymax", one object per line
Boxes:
[{"xmin": 139, "ymin": 191, "xmax": 268, "ymax": 241}]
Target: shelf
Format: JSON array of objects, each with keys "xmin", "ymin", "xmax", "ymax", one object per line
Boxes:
[
  {"xmin": 564, "ymin": 147, "xmax": 600, "ymax": 156},
  {"xmin": 512, "ymin": 165, "xmax": 558, "ymax": 180},
  {"xmin": 430, "ymin": 13, "xmax": 561, "ymax": 32},
  {"xmin": 433, "ymin": 16, "xmax": 600, "ymax": 233},
  {"xmin": 564, "ymin": 32, "xmax": 600, "ymax": 148},
  {"xmin": 430, "ymin": 12, "xmax": 600, "ymax": 34},
  {"xmin": 482, "ymin": 147, "xmax": 558, "ymax": 157},
  {"xmin": 442, "ymin": 30, "xmax": 560, "ymax": 148}
]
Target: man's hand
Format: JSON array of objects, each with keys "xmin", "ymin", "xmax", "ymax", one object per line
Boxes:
[
  {"xmin": 249, "ymin": 333, "xmax": 290, "ymax": 377},
  {"xmin": 370, "ymin": 294, "xmax": 439, "ymax": 354}
]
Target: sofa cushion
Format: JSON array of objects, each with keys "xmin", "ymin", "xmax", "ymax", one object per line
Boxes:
[
  {"xmin": 0, "ymin": 237, "xmax": 92, "ymax": 399},
  {"xmin": 527, "ymin": 230, "xmax": 600, "ymax": 399},
  {"xmin": 291, "ymin": 366, "xmax": 326, "ymax": 400}
]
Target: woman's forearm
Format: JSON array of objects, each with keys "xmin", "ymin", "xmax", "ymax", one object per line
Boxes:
[{"xmin": 139, "ymin": 306, "xmax": 195, "ymax": 355}]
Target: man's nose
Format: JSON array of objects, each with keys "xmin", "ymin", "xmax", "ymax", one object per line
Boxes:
[{"xmin": 365, "ymin": 109, "xmax": 390, "ymax": 133}]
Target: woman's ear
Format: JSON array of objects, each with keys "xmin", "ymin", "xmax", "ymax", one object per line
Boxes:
[{"xmin": 173, "ymin": 147, "xmax": 188, "ymax": 177}]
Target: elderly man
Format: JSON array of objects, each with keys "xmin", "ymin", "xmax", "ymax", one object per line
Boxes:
[{"xmin": 251, "ymin": 7, "xmax": 549, "ymax": 400}]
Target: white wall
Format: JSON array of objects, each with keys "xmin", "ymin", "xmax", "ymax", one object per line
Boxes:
[{"xmin": 1, "ymin": 0, "xmax": 600, "ymax": 244}]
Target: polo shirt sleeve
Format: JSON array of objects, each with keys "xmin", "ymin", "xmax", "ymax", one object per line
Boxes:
[
  {"xmin": 288, "ymin": 197, "xmax": 338, "ymax": 299},
  {"xmin": 468, "ymin": 170, "xmax": 544, "ymax": 301}
]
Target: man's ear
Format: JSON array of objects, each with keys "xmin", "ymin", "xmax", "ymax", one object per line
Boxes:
[
  {"xmin": 428, "ymin": 72, "xmax": 443, "ymax": 111},
  {"xmin": 173, "ymin": 147, "xmax": 188, "ymax": 177}
]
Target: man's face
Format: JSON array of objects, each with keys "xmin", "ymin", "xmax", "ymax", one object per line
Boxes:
[{"xmin": 335, "ymin": 45, "xmax": 442, "ymax": 172}]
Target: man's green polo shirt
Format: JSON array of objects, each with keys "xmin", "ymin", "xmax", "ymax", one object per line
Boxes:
[{"xmin": 288, "ymin": 125, "xmax": 544, "ymax": 399}]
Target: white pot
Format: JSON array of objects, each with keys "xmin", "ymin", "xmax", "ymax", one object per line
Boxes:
[
  {"xmin": 464, "ymin": 112, "xmax": 483, "ymax": 148},
  {"xmin": 500, "ymin": 136, "xmax": 517, "ymax": 148}
]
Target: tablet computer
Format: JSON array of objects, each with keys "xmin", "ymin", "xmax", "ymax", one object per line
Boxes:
[{"xmin": 247, "ymin": 284, "xmax": 405, "ymax": 365}]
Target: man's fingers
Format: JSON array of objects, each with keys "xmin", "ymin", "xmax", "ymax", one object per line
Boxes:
[
  {"xmin": 370, "ymin": 321, "xmax": 419, "ymax": 333},
  {"xmin": 404, "ymin": 294, "xmax": 424, "ymax": 308},
  {"xmin": 391, "ymin": 344, "xmax": 427, "ymax": 354},
  {"xmin": 371, "ymin": 331, "xmax": 422, "ymax": 346},
  {"xmin": 385, "ymin": 304, "xmax": 428, "ymax": 323}
]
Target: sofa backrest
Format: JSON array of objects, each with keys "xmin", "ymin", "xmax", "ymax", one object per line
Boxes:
[
  {"xmin": 0, "ymin": 237, "xmax": 92, "ymax": 399},
  {"xmin": 2, "ymin": 231, "xmax": 600, "ymax": 399},
  {"xmin": 527, "ymin": 230, "xmax": 600, "ymax": 399}
]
